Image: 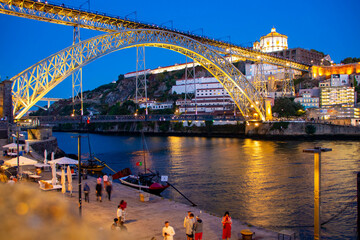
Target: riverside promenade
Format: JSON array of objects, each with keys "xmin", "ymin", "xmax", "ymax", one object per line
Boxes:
[{"xmin": 57, "ymin": 176, "xmax": 278, "ymax": 239}]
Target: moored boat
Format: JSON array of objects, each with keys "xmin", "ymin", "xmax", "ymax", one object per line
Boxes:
[{"xmin": 119, "ymin": 172, "xmax": 169, "ymax": 195}]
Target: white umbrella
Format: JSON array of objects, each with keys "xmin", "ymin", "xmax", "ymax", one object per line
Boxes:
[
  {"xmin": 25, "ymin": 141, "xmax": 29, "ymax": 153},
  {"xmin": 48, "ymin": 157, "xmax": 78, "ymax": 165},
  {"xmin": 44, "ymin": 150, "xmax": 47, "ymax": 164},
  {"xmin": 51, "ymin": 163, "xmax": 57, "ymax": 186},
  {"xmin": 61, "ymin": 169, "xmax": 66, "ymax": 194},
  {"xmin": 67, "ymin": 165, "xmax": 73, "ymax": 196},
  {"xmin": 5, "ymin": 156, "xmax": 37, "ymax": 166},
  {"xmin": 51, "ymin": 152, "xmax": 55, "ymax": 161}
]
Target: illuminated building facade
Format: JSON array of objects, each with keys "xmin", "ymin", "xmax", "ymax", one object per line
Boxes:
[
  {"xmin": 320, "ymin": 86, "xmax": 355, "ymax": 107},
  {"xmin": 294, "ymin": 93, "xmax": 319, "ymax": 109},
  {"xmin": 173, "ymin": 77, "xmax": 235, "ymax": 115},
  {"xmin": 307, "ymin": 107, "xmax": 360, "ymax": 125},
  {"xmin": 253, "ymin": 27, "xmax": 288, "ymax": 53}
]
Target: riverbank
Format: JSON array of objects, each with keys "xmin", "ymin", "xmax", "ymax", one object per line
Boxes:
[{"xmin": 53, "ymin": 121, "xmax": 360, "ymax": 139}]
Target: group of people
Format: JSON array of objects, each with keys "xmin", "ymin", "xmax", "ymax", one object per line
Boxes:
[
  {"xmin": 162, "ymin": 210, "xmax": 232, "ymax": 240},
  {"xmin": 183, "ymin": 211, "xmax": 203, "ymax": 240},
  {"xmin": 83, "ymin": 174, "xmax": 113, "ymax": 203},
  {"xmin": 111, "ymin": 199, "xmax": 128, "ymax": 231},
  {"xmin": 83, "ymin": 175, "xmax": 232, "ymax": 239}
]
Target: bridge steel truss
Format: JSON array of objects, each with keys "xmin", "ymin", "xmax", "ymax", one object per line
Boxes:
[
  {"xmin": 10, "ymin": 29, "xmax": 265, "ymax": 120},
  {"xmin": 0, "ymin": 0, "xmax": 310, "ymax": 72}
]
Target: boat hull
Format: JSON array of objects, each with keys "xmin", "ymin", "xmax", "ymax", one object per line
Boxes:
[{"xmin": 120, "ymin": 175, "xmax": 169, "ymax": 195}]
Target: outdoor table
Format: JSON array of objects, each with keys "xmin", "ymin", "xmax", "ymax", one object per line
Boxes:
[{"xmin": 29, "ymin": 175, "xmax": 41, "ymax": 181}]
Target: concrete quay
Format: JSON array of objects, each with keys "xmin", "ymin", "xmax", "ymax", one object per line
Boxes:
[{"xmin": 56, "ymin": 176, "xmax": 278, "ymax": 239}]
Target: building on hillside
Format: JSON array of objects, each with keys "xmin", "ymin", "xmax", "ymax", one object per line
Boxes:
[
  {"xmin": 124, "ymin": 62, "xmax": 201, "ymax": 79},
  {"xmin": 270, "ymin": 48, "xmax": 328, "ymax": 66},
  {"xmin": 124, "ymin": 69, "xmax": 151, "ymax": 79},
  {"xmin": 139, "ymin": 101, "xmax": 173, "ymax": 110},
  {"xmin": 299, "ymin": 88, "xmax": 320, "ymax": 97},
  {"xmin": 151, "ymin": 62, "xmax": 200, "ymax": 74},
  {"xmin": 320, "ymin": 86, "xmax": 355, "ymax": 107},
  {"xmin": 354, "ymin": 73, "xmax": 360, "ymax": 85},
  {"xmin": 319, "ymin": 80, "xmax": 331, "ymax": 87},
  {"xmin": 294, "ymin": 93, "xmax": 319, "ymax": 109},
  {"xmin": 253, "ymin": 27, "xmax": 288, "ymax": 53},
  {"xmin": 245, "ymin": 62, "xmax": 301, "ymax": 98},
  {"xmin": 330, "ymin": 74, "xmax": 349, "ymax": 87},
  {"xmin": 252, "ymin": 27, "xmax": 328, "ymax": 65},
  {"xmin": 172, "ymin": 77, "xmax": 236, "ymax": 115},
  {"xmin": 0, "ymin": 80, "xmax": 13, "ymax": 122},
  {"xmin": 307, "ymin": 107, "xmax": 360, "ymax": 126}
]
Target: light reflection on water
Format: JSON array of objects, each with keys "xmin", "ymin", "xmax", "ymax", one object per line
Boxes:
[{"xmin": 54, "ymin": 132, "xmax": 359, "ymax": 239}]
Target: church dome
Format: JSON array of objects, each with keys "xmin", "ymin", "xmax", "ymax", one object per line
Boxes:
[{"xmin": 255, "ymin": 27, "xmax": 288, "ymax": 53}]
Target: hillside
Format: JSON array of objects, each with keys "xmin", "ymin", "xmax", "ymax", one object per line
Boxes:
[{"xmin": 31, "ymin": 65, "xmax": 216, "ymax": 116}]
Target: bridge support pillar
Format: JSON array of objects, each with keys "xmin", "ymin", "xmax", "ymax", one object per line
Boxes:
[
  {"xmin": 135, "ymin": 46, "xmax": 148, "ymax": 115},
  {"xmin": 72, "ymin": 25, "xmax": 83, "ymax": 116},
  {"xmin": 265, "ymin": 98, "xmax": 273, "ymax": 121}
]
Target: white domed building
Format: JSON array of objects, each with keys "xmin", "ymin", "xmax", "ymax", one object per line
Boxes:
[{"xmin": 253, "ymin": 27, "xmax": 288, "ymax": 53}]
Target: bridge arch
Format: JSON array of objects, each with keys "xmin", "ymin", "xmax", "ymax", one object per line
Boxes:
[{"xmin": 11, "ymin": 29, "xmax": 265, "ymax": 120}]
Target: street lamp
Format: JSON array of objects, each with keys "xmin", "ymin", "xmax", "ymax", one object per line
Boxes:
[
  {"xmin": 12, "ymin": 127, "xmax": 24, "ymax": 178},
  {"xmin": 303, "ymin": 147, "xmax": 332, "ymax": 240}
]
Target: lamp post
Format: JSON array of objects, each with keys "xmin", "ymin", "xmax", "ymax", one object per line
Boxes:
[
  {"xmin": 303, "ymin": 147, "xmax": 332, "ymax": 240},
  {"xmin": 71, "ymin": 134, "xmax": 85, "ymax": 217},
  {"xmin": 12, "ymin": 126, "xmax": 24, "ymax": 178}
]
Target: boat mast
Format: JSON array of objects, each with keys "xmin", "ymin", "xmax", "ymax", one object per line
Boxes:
[
  {"xmin": 88, "ymin": 133, "xmax": 93, "ymax": 160},
  {"xmin": 141, "ymin": 131, "xmax": 147, "ymax": 174}
]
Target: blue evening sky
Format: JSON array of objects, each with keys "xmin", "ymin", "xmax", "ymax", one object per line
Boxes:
[{"xmin": 0, "ymin": 0, "xmax": 359, "ymax": 99}]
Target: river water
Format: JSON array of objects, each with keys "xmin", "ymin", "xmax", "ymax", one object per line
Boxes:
[{"xmin": 54, "ymin": 132, "xmax": 359, "ymax": 239}]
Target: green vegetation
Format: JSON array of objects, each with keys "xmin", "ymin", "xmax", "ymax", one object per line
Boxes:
[
  {"xmin": 173, "ymin": 122, "xmax": 183, "ymax": 131},
  {"xmin": 272, "ymin": 97, "xmax": 305, "ymax": 118},
  {"xmin": 310, "ymin": 49, "xmax": 325, "ymax": 57},
  {"xmin": 107, "ymin": 100, "xmax": 136, "ymax": 115},
  {"xmin": 270, "ymin": 121, "xmax": 290, "ymax": 131},
  {"xmin": 305, "ymin": 125, "xmax": 316, "ymax": 135},
  {"xmin": 340, "ymin": 57, "xmax": 360, "ymax": 64},
  {"xmin": 158, "ymin": 121, "xmax": 170, "ymax": 132}
]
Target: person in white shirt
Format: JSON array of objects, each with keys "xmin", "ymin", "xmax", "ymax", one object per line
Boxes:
[
  {"xmin": 117, "ymin": 205, "xmax": 126, "ymax": 224},
  {"xmin": 162, "ymin": 221, "xmax": 175, "ymax": 240}
]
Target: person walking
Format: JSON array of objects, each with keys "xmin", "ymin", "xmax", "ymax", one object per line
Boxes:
[
  {"xmin": 95, "ymin": 180, "xmax": 102, "ymax": 202},
  {"xmin": 194, "ymin": 216, "xmax": 203, "ymax": 240},
  {"xmin": 103, "ymin": 174, "xmax": 109, "ymax": 188},
  {"xmin": 221, "ymin": 211, "xmax": 232, "ymax": 240},
  {"xmin": 162, "ymin": 221, "xmax": 175, "ymax": 240},
  {"xmin": 184, "ymin": 213, "xmax": 195, "ymax": 240},
  {"xmin": 83, "ymin": 183, "xmax": 90, "ymax": 203},
  {"xmin": 106, "ymin": 182, "xmax": 112, "ymax": 201}
]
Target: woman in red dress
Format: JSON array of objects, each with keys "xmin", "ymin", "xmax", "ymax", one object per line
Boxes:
[{"xmin": 222, "ymin": 211, "xmax": 232, "ymax": 240}]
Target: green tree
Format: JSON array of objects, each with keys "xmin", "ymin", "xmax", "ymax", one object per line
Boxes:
[
  {"xmin": 272, "ymin": 98, "xmax": 304, "ymax": 118},
  {"xmin": 340, "ymin": 57, "xmax": 360, "ymax": 64}
]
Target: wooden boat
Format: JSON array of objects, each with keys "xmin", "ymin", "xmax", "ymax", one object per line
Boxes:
[
  {"xmin": 119, "ymin": 172, "xmax": 169, "ymax": 195},
  {"xmin": 80, "ymin": 161, "xmax": 105, "ymax": 172},
  {"xmin": 116, "ymin": 132, "xmax": 169, "ymax": 195}
]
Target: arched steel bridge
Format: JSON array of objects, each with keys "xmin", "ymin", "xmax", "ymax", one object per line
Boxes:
[
  {"xmin": 2, "ymin": 0, "xmax": 359, "ymax": 120},
  {"xmin": 11, "ymin": 29, "xmax": 265, "ymax": 120},
  {"xmin": 0, "ymin": 0, "xmax": 310, "ymax": 72}
]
